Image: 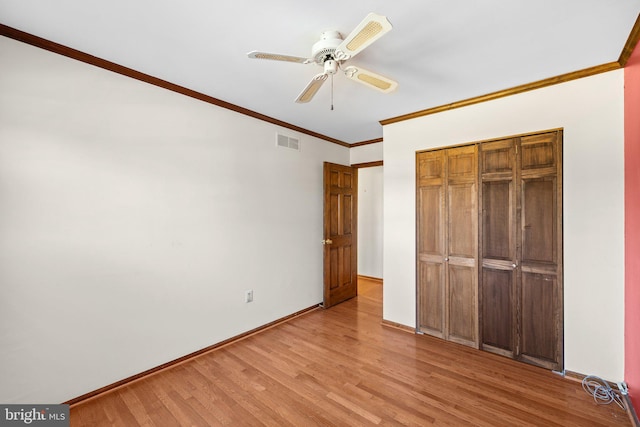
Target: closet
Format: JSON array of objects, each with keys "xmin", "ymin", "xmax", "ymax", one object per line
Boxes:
[{"xmin": 416, "ymin": 130, "xmax": 563, "ymax": 371}]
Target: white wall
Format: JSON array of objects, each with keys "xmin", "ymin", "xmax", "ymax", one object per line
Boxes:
[
  {"xmin": 0, "ymin": 36, "xmax": 349, "ymax": 403},
  {"xmin": 357, "ymin": 166, "xmax": 383, "ymax": 278},
  {"xmin": 382, "ymin": 70, "xmax": 625, "ymax": 381},
  {"xmin": 350, "ymin": 142, "xmax": 382, "ymax": 164}
]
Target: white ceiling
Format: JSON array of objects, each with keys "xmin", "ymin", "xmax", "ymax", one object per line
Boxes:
[{"xmin": 1, "ymin": 1, "xmax": 639, "ymax": 144}]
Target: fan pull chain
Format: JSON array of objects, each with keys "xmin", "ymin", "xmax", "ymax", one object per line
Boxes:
[{"xmin": 330, "ymin": 73, "xmax": 334, "ymax": 111}]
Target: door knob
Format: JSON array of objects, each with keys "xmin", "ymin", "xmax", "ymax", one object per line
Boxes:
[
  {"xmin": 322, "ymin": 239, "xmax": 333, "ymax": 245},
  {"xmin": 512, "ymin": 263, "xmax": 517, "ymax": 268}
]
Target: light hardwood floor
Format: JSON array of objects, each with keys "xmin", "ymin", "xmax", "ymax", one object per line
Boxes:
[{"xmin": 70, "ymin": 279, "xmax": 630, "ymax": 426}]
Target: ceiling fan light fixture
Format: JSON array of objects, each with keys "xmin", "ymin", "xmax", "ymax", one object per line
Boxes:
[{"xmin": 324, "ymin": 59, "xmax": 338, "ymax": 75}]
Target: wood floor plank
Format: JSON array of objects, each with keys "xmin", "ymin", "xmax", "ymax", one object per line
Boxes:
[
  {"xmin": 101, "ymin": 393, "xmax": 142, "ymax": 427},
  {"xmin": 177, "ymin": 366, "xmax": 243, "ymax": 425},
  {"xmin": 220, "ymin": 341, "xmax": 366, "ymax": 425},
  {"xmin": 70, "ymin": 281, "xmax": 631, "ymax": 426},
  {"xmin": 108, "ymin": 386, "xmax": 155, "ymax": 426},
  {"xmin": 191, "ymin": 356, "xmax": 286, "ymax": 426}
]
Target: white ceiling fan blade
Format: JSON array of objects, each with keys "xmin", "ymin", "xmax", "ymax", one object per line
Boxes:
[
  {"xmin": 247, "ymin": 51, "xmax": 312, "ymax": 64},
  {"xmin": 334, "ymin": 13, "xmax": 392, "ymax": 61},
  {"xmin": 295, "ymin": 73, "xmax": 328, "ymax": 103},
  {"xmin": 343, "ymin": 66, "xmax": 398, "ymax": 93}
]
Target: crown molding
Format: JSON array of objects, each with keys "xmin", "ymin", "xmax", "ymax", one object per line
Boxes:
[
  {"xmin": 0, "ymin": 23, "xmax": 351, "ymax": 148},
  {"xmin": 351, "ymin": 160, "xmax": 383, "ymax": 168},
  {"xmin": 350, "ymin": 137, "xmax": 383, "ymax": 147},
  {"xmin": 380, "ymin": 62, "xmax": 620, "ymax": 126},
  {"xmin": 381, "ymin": 12, "xmax": 640, "ymax": 126}
]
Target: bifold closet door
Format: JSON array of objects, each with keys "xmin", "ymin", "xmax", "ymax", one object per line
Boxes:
[
  {"xmin": 417, "ymin": 150, "xmax": 446, "ymax": 338},
  {"xmin": 479, "ymin": 138, "xmax": 518, "ymax": 358},
  {"xmin": 446, "ymin": 146, "xmax": 478, "ymax": 346},
  {"xmin": 417, "ymin": 130, "xmax": 562, "ymax": 369},
  {"xmin": 518, "ymin": 132, "xmax": 563, "ymax": 370},
  {"xmin": 479, "ymin": 130, "xmax": 563, "ymax": 371},
  {"xmin": 417, "ymin": 146, "xmax": 478, "ymax": 348}
]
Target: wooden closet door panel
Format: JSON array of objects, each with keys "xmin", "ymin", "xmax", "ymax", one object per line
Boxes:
[
  {"xmin": 418, "ymin": 151, "xmax": 445, "ymax": 186},
  {"xmin": 418, "ymin": 261, "xmax": 444, "ymax": 336},
  {"xmin": 447, "ymin": 147, "xmax": 476, "ymax": 181},
  {"xmin": 481, "ymin": 267, "xmax": 514, "ymax": 353},
  {"xmin": 519, "ymin": 176, "xmax": 560, "ymax": 369},
  {"xmin": 520, "ymin": 133, "xmax": 557, "ymax": 174},
  {"xmin": 449, "ymin": 264, "xmax": 477, "ymax": 344},
  {"xmin": 448, "ymin": 148, "xmax": 478, "ymax": 255},
  {"xmin": 448, "ymin": 183, "xmax": 476, "ymax": 257},
  {"xmin": 517, "ymin": 131, "xmax": 562, "ymax": 370},
  {"xmin": 481, "ymin": 180, "xmax": 515, "ymax": 354},
  {"xmin": 447, "ymin": 181, "xmax": 478, "ymax": 346},
  {"xmin": 482, "ymin": 181, "xmax": 513, "ymax": 260},
  {"xmin": 481, "ymin": 139, "xmax": 516, "ymax": 175},
  {"xmin": 447, "ymin": 145, "xmax": 478, "ymax": 346},
  {"xmin": 522, "ymin": 178, "xmax": 556, "ymax": 266},
  {"xmin": 418, "ymin": 186, "xmax": 444, "ymax": 255},
  {"xmin": 417, "ymin": 151, "xmax": 446, "ymax": 337},
  {"xmin": 479, "ymin": 139, "xmax": 517, "ymax": 355},
  {"xmin": 417, "ymin": 185, "xmax": 445, "ymax": 336},
  {"xmin": 520, "ymin": 272, "xmax": 558, "ymax": 368}
]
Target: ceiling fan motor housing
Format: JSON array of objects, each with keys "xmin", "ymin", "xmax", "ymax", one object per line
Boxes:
[{"xmin": 312, "ymin": 30, "xmax": 343, "ymax": 65}]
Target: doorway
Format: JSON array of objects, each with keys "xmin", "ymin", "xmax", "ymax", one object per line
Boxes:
[
  {"xmin": 357, "ymin": 165, "xmax": 383, "ymax": 282},
  {"xmin": 322, "ymin": 161, "xmax": 384, "ymax": 306}
]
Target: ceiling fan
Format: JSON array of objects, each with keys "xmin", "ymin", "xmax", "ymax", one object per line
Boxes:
[{"xmin": 247, "ymin": 13, "xmax": 398, "ymax": 105}]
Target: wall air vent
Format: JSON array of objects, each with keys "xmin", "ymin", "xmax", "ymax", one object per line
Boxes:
[{"xmin": 276, "ymin": 133, "xmax": 300, "ymax": 151}]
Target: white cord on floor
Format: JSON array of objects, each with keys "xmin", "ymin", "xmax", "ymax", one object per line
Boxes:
[{"xmin": 581, "ymin": 375, "xmax": 625, "ymax": 409}]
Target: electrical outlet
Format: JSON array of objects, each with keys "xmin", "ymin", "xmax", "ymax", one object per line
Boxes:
[{"xmin": 245, "ymin": 290, "xmax": 254, "ymax": 303}]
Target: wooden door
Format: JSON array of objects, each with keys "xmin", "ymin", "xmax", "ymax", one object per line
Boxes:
[
  {"xmin": 479, "ymin": 130, "xmax": 563, "ymax": 371},
  {"xmin": 416, "ymin": 146, "xmax": 478, "ymax": 347},
  {"xmin": 417, "ymin": 150, "xmax": 446, "ymax": 338},
  {"xmin": 445, "ymin": 146, "xmax": 478, "ymax": 347},
  {"xmin": 518, "ymin": 132, "xmax": 563, "ymax": 370},
  {"xmin": 323, "ymin": 162, "xmax": 358, "ymax": 308},
  {"xmin": 479, "ymin": 138, "xmax": 518, "ymax": 358}
]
